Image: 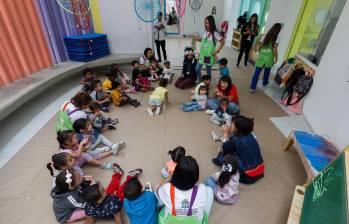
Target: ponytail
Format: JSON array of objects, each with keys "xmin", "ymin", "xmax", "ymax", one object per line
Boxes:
[
  {"xmin": 218, "ymin": 155, "xmax": 238, "ymax": 188},
  {"xmin": 46, "ymin": 152, "xmax": 70, "ymax": 177}
]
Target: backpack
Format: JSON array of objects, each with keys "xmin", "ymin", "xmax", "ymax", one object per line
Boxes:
[
  {"xmin": 158, "ymin": 185, "xmax": 209, "ymax": 224},
  {"xmin": 283, "ymin": 74, "xmax": 313, "ymax": 106},
  {"xmin": 281, "ymin": 67, "xmax": 305, "ymax": 100},
  {"xmin": 55, "ymin": 102, "xmax": 80, "ymax": 133}
]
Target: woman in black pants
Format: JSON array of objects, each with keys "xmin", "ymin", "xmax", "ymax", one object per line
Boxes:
[{"xmin": 235, "ymin": 14, "xmax": 259, "ymax": 68}]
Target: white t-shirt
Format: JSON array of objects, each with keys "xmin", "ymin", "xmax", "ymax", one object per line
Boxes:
[
  {"xmin": 158, "ymin": 183, "xmax": 213, "ymax": 221},
  {"xmin": 139, "ymin": 56, "xmax": 151, "ymax": 68},
  {"xmin": 202, "ymin": 30, "xmax": 222, "ymax": 43},
  {"xmin": 154, "ymin": 19, "xmax": 167, "ymax": 41},
  {"xmin": 61, "ymin": 101, "xmax": 87, "ymax": 124}
]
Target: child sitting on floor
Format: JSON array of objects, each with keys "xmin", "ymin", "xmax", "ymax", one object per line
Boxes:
[
  {"xmin": 219, "ymin": 58, "xmax": 230, "ymax": 77},
  {"xmin": 123, "ymin": 177, "xmax": 158, "ymax": 224},
  {"xmin": 162, "ymin": 60, "xmax": 174, "ymax": 83},
  {"xmin": 132, "ymin": 61, "xmax": 153, "ymax": 92},
  {"xmin": 192, "ymin": 75, "xmax": 211, "ymax": 100},
  {"xmin": 47, "ymin": 152, "xmax": 76, "ymax": 186},
  {"xmin": 210, "ymin": 98, "xmax": 231, "ymax": 126},
  {"xmin": 149, "ymin": 59, "xmax": 162, "ymax": 81},
  {"xmin": 73, "ymin": 118, "xmax": 124, "ymax": 156},
  {"xmin": 181, "ymin": 85, "xmax": 208, "ymax": 112},
  {"xmin": 90, "ymin": 79, "xmax": 111, "ymax": 112},
  {"xmin": 51, "ymin": 169, "xmax": 94, "ymax": 223},
  {"xmin": 57, "ymin": 130, "xmax": 118, "ymax": 173},
  {"xmin": 205, "ymin": 155, "xmax": 239, "ymax": 204},
  {"xmin": 80, "ymin": 68, "xmax": 95, "ymax": 95},
  {"xmin": 86, "ymin": 101, "xmax": 118, "ymax": 132},
  {"xmin": 148, "ymin": 78, "xmax": 168, "ymax": 117},
  {"xmin": 161, "ymin": 146, "xmax": 186, "ymax": 178},
  {"xmin": 82, "ymin": 165, "xmax": 143, "ymax": 223},
  {"xmin": 110, "ymin": 63, "xmax": 134, "ymax": 93}
]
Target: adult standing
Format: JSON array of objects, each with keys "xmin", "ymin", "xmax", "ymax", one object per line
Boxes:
[
  {"xmin": 250, "ymin": 23, "xmax": 282, "ymax": 92},
  {"xmin": 235, "ymin": 13, "xmax": 259, "ymax": 68},
  {"xmin": 154, "ymin": 12, "xmax": 167, "ymax": 62},
  {"xmin": 207, "ymin": 76, "xmax": 239, "ymax": 114},
  {"xmin": 157, "ymin": 156, "xmax": 213, "ymax": 223},
  {"xmin": 193, "ymin": 15, "xmax": 225, "ymax": 81},
  {"xmin": 139, "ymin": 48, "xmax": 154, "ymax": 78}
]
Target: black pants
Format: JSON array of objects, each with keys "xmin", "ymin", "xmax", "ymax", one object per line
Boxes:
[
  {"xmin": 155, "ymin": 40, "xmax": 167, "ymax": 62},
  {"xmin": 237, "ymin": 40, "xmax": 253, "ymax": 66}
]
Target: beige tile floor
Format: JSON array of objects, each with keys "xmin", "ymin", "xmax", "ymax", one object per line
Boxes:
[{"xmin": 0, "ymin": 38, "xmax": 306, "ymax": 224}]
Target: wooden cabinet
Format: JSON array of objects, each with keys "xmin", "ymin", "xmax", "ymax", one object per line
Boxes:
[{"xmin": 231, "ymin": 29, "xmax": 241, "ymax": 50}]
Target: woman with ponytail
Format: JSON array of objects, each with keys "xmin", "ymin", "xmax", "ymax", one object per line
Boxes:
[{"xmin": 205, "ymin": 155, "xmax": 240, "ymax": 204}]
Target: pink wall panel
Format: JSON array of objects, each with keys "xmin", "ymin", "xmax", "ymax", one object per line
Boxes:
[{"xmin": 0, "ymin": 0, "xmax": 52, "ymax": 86}]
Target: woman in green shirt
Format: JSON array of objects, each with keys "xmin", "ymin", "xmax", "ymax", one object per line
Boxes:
[{"xmin": 250, "ymin": 23, "xmax": 282, "ymax": 92}]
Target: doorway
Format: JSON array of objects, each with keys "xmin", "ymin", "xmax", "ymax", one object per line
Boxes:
[{"xmin": 164, "ymin": 0, "xmax": 179, "ymax": 34}]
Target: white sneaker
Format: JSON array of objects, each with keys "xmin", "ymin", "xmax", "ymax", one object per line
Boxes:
[
  {"xmin": 147, "ymin": 108, "xmax": 154, "ymax": 116},
  {"xmin": 155, "ymin": 106, "xmax": 161, "ymax": 116},
  {"xmin": 111, "ymin": 141, "xmax": 125, "ymax": 155},
  {"xmin": 249, "ymin": 89, "xmax": 256, "ymax": 93},
  {"xmin": 234, "ymin": 65, "xmax": 239, "ymax": 68},
  {"xmin": 205, "ymin": 109, "xmax": 214, "ymax": 115},
  {"xmin": 100, "ymin": 146, "xmax": 111, "ymax": 152},
  {"xmin": 212, "ymin": 131, "xmax": 219, "ymax": 142},
  {"xmin": 144, "ymin": 182, "xmax": 153, "ymax": 192}
]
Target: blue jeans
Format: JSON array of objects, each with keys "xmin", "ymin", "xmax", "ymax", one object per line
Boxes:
[
  {"xmin": 250, "ymin": 67, "xmax": 271, "ymax": 90},
  {"xmin": 182, "ymin": 102, "xmax": 202, "ymax": 112},
  {"xmin": 207, "ymin": 99, "xmax": 239, "ymax": 114},
  {"xmin": 204, "ymin": 176, "xmax": 217, "ymax": 191},
  {"xmin": 195, "ymin": 63, "xmax": 212, "ymax": 81}
]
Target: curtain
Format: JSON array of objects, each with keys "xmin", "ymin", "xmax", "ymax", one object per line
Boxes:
[
  {"xmin": 35, "ymin": 0, "xmax": 94, "ymax": 64},
  {"xmin": 0, "ymin": 0, "xmax": 52, "ymax": 87}
]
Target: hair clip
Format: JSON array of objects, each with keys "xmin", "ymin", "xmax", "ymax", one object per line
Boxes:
[
  {"xmin": 222, "ymin": 164, "xmax": 233, "ymax": 173},
  {"xmin": 66, "ymin": 170, "xmax": 73, "ymax": 185}
]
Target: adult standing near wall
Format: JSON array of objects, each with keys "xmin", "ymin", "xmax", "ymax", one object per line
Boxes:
[
  {"xmin": 249, "ymin": 23, "xmax": 282, "ymax": 92},
  {"xmin": 235, "ymin": 14, "xmax": 259, "ymax": 68},
  {"xmin": 193, "ymin": 15, "xmax": 225, "ymax": 81},
  {"xmin": 154, "ymin": 12, "xmax": 167, "ymax": 62}
]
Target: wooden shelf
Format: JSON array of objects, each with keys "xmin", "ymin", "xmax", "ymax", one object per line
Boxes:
[{"xmin": 231, "ymin": 29, "xmax": 241, "ymax": 50}]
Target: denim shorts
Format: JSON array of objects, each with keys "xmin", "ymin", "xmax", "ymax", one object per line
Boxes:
[{"xmin": 149, "ymin": 98, "xmax": 162, "ymax": 106}]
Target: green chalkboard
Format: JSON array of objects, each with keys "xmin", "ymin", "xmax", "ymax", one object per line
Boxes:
[{"xmin": 300, "ymin": 152, "xmax": 348, "ymax": 224}]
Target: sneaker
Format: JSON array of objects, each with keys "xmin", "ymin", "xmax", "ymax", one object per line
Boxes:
[
  {"xmin": 244, "ymin": 64, "xmax": 248, "ymax": 68},
  {"xmin": 249, "ymin": 89, "xmax": 256, "ymax": 93},
  {"xmin": 212, "ymin": 131, "xmax": 220, "ymax": 142},
  {"xmin": 107, "ymin": 118, "xmax": 118, "ymax": 125},
  {"xmin": 113, "ymin": 163, "xmax": 124, "ymax": 175},
  {"xmin": 128, "ymin": 168, "xmax": 143, "ymax": 178},
  {"xmin": 155, "ymin": 106, "xmax": 161, "ymax": 116},
  {"xmin": 144, "ymin": 182, "xmax": 153, "ymax": 192},
  {"xmin": 99, "ymin": 146, "xmax": 111, "ymax": 152},
  {"xmin": 234, "ymin": 65, "xmax": 239, "ymax": 68},
  {"xmin": 101, "ymin": 162, "xmax": 115, "ymax": 171},
  {"xmin": 205, "ymin": 109, "xmax": 214, "ymax": 115},
  {"xmin": 108, "ymin": 124, "xmax": 116, "ymax": 130},
  {"xmin": 111, "ymin": 142, "xmax": 126, "ymax": 155},
  {"xmin": 147, "ymin": 108, "xmax": 154, "ymax": 116}
]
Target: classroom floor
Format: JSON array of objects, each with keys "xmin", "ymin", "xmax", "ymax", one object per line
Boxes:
[{"xmin": 0, "ymin": 38, "xmax": 306, "ymax": 224}]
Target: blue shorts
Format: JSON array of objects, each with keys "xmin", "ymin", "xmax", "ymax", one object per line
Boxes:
[{"xmin": 149, "ymin": 98, "xmax": 162, "ymax": 106}]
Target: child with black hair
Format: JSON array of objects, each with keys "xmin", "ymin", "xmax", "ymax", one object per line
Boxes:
[
  {"xmin": 212, "ymin": 116, "xmax": 264, "ymax": 184},
  {"xmin": 90, "ymin": 79, "xmax": 111, "ymax": 112},
  {"xmin": 175, "ymin": 47, "xmax": 198, "ymax": 89},
  {"xmin": 124, "ymin": 178, "xmax": 158, "ymax": 224},
  {"xmin": 161, "ymin": 146, "xmax": 186, "ymax": 178},
  {"xmin": 219, "ymin": 58, "xmax": 230, "ymax": 77},
  {"xmin": 80, "ymin": 68, "xmax": 95, "ymax": 95},
  {"xmin": 205, "ymin": 155, "xmax": 239, "ymax": 204},
  {"xmin": 162, "ymin": 60, "xmax": 174, "ymax": 83},
  {"xmin": 47, "ymin": 152, "xmax": 77, "ymax": 186},
  {"xmin": 50, "ymin": 169, "xmax": 94, "ymax": 223},
  {"xmin": 181, "ymin": 85, "xmax": 208, "ymax": 112},
  {"xmin": 82, "ymin": 165, "xmax": 142, "ymax": 223},
  {"xmin": 131, "ymin": 60, "xmax": 153, "ymax": 92},
  {"xmin": 57, "ymin": 130, "xmax": 119, "ymax": 172},
  {"xmin": 86, "ymin": 101, "xmax": 118, "ymax": 132},
  {"xmin": 192, "ymin": 75, "xmax": 211, "ymax": 100},
  {"xmin": 149, "ymin": 59, "xmax": 162, "ymax": 81},
  {"xmin": 110, "ymin": 63, "xmax": 135, "ymax": 93},
  {"xmin": 148, "ymin": 78, "xmax": 168, "ymax": 116},
  {"xmin": 210, "ymin": 98, "xmax": 231, "ymax": 126},
  {"xmin": 73, "ymin": 118, "xmax": 124, "ymax": 157}
]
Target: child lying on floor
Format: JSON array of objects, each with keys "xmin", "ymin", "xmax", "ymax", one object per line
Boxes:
[
  {"xmin": 86, "ymin": 101, "xmax": 118, "ymax": 132},
  {"xmin": 57, "ymin": 130, "xmax": 118, "ymax": 175},
  {"xmin": 82, "ymin": 164, "xmax": 143, "ymax": 224},
  {"xmin": 73, "ymin": 118, "xmax": 124, "ymax": 156},
  {"xmin": 148, "ymin": 78, "xmax": 168, "ymax": 116},
  {"xmin": 181, "ymin": 85, "xmax": 208, "ymax": 112}
]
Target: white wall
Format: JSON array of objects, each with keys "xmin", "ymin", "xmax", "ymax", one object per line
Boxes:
[
  {"xmin": 98, "ymin": 0, "xmax": 153, "ymax": 54},
  {"xmin": 183, "ymin": 0, "xmax": 225, "ymax": 35},
  {"xmin": 303, "ymin": 1, "xmax": 349, "ymax": 150},
  {"xmin": 263, "ymin": 0, "xmax": 303, "ymax": 72},
  {"xmin": 222, "ymin": 0, "xmax": 242, "ymax": 45}
]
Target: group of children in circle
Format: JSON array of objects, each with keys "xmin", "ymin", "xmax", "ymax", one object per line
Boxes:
[{"xmin": 46, "ymin": 44, "xmax": 264, "ymax": 223}]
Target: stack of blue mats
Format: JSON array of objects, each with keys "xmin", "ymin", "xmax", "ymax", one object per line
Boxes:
[{"xmin": 64, "ymin": 33, "xmax": 110, "ymax": 62}]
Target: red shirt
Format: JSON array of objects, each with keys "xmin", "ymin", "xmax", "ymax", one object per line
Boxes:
[{"xmin": 217, "ymin": 84, "xmax": 239, "ymax": 105}]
